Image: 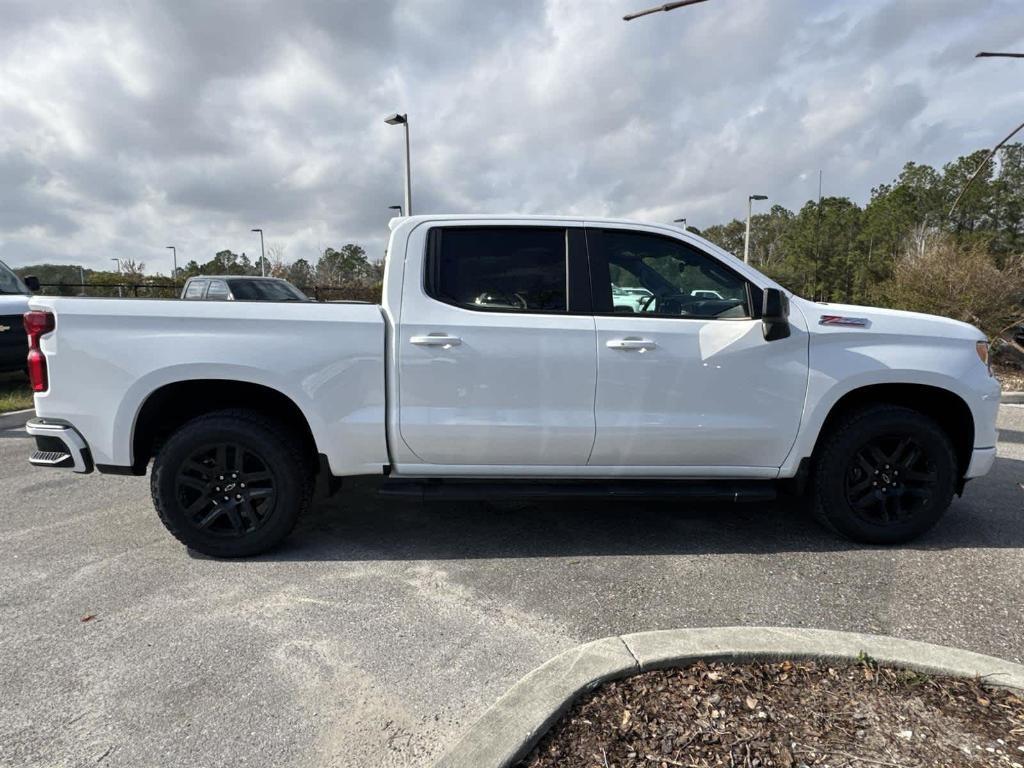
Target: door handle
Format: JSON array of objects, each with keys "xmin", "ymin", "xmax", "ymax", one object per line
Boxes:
[
  {"xmin": 606, "ymin": 337, "xmax": 657, "ymax": 351},
  {"xmin": 410, "ymin": 334, "xmax": 462, "ymax": 347}
]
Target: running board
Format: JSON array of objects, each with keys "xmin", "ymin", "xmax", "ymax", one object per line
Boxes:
[{"xmin": 378, "ymin": 478, "xmax": 776, "ymax": 503}]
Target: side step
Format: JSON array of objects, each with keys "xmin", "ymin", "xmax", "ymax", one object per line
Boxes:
[
  {"xmin": 30, "ymin": 450, "xmax": 75, "ymax": 469},
  {"xmin": 378, "ymin": 478, "xmax": 776, "ymax": 503}
]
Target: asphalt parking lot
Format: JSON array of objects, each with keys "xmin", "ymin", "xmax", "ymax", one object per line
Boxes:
[{"xmin": 2, "ymin": 407, "xmax": 1023, "ymax": 768}]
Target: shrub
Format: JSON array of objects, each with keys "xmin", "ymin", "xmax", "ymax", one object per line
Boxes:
[{"xmin": 877, "ymin": 235, "xmax": 1024, "ymax": 339}]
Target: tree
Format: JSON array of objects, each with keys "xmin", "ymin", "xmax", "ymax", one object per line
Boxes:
[
  {"xmin": 315, "ymin": 244, "xmax": 375, "ymax": 286},
  {"xmin": 701, "ymin": 219, "xmax": 745, "ymax": 257},
  {"xmin": 266, "ymin": 245, "xmax": 288, "ymax": 279},
  {"xmin": 878, "ymin": 235, "xmax": 1024, "ymax": 340},
  {"xmin": 287, "ymin": 258, "xmax": 314, "ymax": 288}
]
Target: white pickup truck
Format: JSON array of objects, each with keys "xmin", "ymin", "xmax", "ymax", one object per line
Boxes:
[{"xmin": 24, "ymin": 215, "xmax": 1000, "ymax": 556}]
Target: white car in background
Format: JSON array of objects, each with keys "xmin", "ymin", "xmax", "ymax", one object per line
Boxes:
[{"xmin": 611, "ymin": 284, "xmax": 653, "ymax": 312}]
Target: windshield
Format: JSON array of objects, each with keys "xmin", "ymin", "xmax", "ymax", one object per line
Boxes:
[
  {"xmin": 0, "ymin": 260, "xmax": 29, "ymax": 295},
  {"xmin": 226, "ymin": 279, "xmax": 308, "ymax": 302}
]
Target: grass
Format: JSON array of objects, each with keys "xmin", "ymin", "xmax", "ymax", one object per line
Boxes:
[{"xmin": 0, "ymin": 371, "xmax": 34, "ymax": 413}]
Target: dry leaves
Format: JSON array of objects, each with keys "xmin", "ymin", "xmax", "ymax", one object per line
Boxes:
[{"xmin": 518, "ymin": 660, "xmax": 1024, "ymax": 768}]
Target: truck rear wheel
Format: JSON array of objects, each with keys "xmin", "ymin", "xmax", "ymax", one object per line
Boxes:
[
  {"xmin": 151, "ymin": 409, "xmax": 312, "ymax": 557},
  {"xmin": 811, "ymin": 405, "xmax": 957, "ymax": 545}
]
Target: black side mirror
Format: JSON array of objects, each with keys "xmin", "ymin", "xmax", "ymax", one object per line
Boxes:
[
  {"xmin": 762, "ymin": 287, "xmax": 790, "ymax": 341},
  {"xmin": 23, "ymin": 275, "xmax": 41, "ymax": 293}
]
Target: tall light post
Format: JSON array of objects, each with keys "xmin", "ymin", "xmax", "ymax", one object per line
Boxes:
[
  {"xmin": 744, "ymin": 194, "xmax": 768, "ymax": 264},
  {"xmin": 388, "ymin": 204, "xmax": 403, "ymax": 216},
  {"xmin": 166, "ymin": 246, "xmax": 177, "ymax": 289},
  {"xmin": 251, "ymin": 228, "xmax": 265, "ymax": 276},
  {"xmin": 384, "ymin": 113, "xmax": 412, "ymax": 217},
  {"xmin": 673, "ymin": 217, "xmax": 687, "ymax": 230},
  {"xmin": 111, "ymin": 257, "xmax": 122, "ymax": 298}
]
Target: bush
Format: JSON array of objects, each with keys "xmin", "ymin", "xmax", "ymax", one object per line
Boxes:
[{"xmin": 877, "ymin": 235, "xmax": 1024, "ymax": 339}]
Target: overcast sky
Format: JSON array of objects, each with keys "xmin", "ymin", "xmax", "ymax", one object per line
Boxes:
[{"xmin": 1, "ymin": 0, "xmax": 1023, "ymax": 273}]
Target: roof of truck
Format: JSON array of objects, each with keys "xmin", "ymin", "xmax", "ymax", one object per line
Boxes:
[
  {"xmin": 384, "ymin": 214, "xmax": 785, "ymax": 293},
  {"xmin": 387, "ymin": 213, "xmax": 689, "ymax": 232}
]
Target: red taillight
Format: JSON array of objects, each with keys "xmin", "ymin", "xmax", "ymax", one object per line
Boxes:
[{"xmin": 23, "ymin": 311, "xmax": 55, "ymax": 392}]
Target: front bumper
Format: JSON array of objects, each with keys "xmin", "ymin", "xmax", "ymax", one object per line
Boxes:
[
  {"xmin": 26, "ymin": 418, "xmax": 93, "ymax": 474},
  {"xmin": 964, "ymin": 446, "xmax": 996, "ymax": 479}
]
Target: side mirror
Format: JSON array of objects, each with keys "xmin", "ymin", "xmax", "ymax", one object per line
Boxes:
[
  {"xmin": 23, "ymin": 275, "xmax": 41, "ymax": 293},
  {"xmin": 761, "ymin": 287, "xmax": 790, "ymax": 341}
]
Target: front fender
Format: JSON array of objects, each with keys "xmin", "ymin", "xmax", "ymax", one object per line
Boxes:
[{"xmin": 779, "ymin": 334, "xmax": 1000, "ymax": 477}]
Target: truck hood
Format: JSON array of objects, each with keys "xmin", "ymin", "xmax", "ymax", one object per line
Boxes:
[{"xmin": 791, "ymin": 297, "xmax": 985, "ymax": 342}]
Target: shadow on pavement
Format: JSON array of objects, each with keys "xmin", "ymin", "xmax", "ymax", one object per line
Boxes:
[{"xmin": 254, "ymin": 456, "xmax": 1024, "ymax": 562}]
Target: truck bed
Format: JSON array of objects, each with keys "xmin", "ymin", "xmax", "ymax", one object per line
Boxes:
[{"xmin": 28, "ymin": 297, "xmax": 388, "ymax": 475}]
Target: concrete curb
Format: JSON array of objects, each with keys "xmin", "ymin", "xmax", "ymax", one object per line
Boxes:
[
  {"xmin": 0, "ymin": 408, "xmax": 33, "ymax": 430},
  {"xmin": 435, "ymin": 627, "xmax": 1024, "ymax": 768},
  {"xmin": 1002, "ymin": 391, "xmax": 1024, "ymax": 404}
]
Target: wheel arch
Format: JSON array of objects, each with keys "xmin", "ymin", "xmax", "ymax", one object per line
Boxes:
[
  {"xmin": 128, "ymin": 379, "xmax": 319, "ymax": 474},
  {"xmin": 807, "ymin": 383, "xmax": 974, "ymax": 478}
]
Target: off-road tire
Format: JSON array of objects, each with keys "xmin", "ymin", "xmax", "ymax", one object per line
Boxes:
[
  {"xmin": 810, "ymin": 405, "xmax": 957, "ymax": 545},
  {"xmin": 151, "ymin": 409, "xmax": 312, "ymax": 557}
]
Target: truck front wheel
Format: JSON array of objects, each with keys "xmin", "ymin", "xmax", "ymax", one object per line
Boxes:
[
  {"xmin": 811, "ymin": 405, "xmax": 957, "ymax": 544},
  {"xmin": 151, "ymin": 409, "xmax": 312, "ymax": 557}
]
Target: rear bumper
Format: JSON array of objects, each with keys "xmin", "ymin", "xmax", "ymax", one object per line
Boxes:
[
  {"xmin": 26, "ymin": 418, "xmax": 93, "ymax": 474},
  {"xmin": 964, "ymin": 446, "xmax": 996, "ymax": 479}
]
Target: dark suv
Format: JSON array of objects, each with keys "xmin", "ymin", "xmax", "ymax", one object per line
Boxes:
[
  {"xmin": 0, "ymin": 261, "xmax": 39, "ymax": 373},
  {"xmin": 180, "ymin": 276, "xmax": 310, "ymax": 302}
]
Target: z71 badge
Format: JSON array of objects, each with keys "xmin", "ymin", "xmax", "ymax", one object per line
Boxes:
[{"xmin": 819, "ymin": 315, "xmax": 869, "ymax": 327}]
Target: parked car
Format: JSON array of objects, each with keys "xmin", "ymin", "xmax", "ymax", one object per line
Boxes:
[
  {"xmin": 690, "ymin": 289, "xmax": 724, "ymax": 300},
  {"xmin": 180, "ymin": 275, "xmax": 310, "ymax": 302},
  {"xmin": 23, "ymin": 215, "xmax": 999, "ymax": 556},
  {"xmin": 0, "ymin": 260, "xmax": 39, "ymax": 373},
  {"xmin": 611, "ymin": 284, "xmax": 654, "ymax": 313}
]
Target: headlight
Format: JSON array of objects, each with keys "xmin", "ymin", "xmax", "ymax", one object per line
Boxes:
[{"xmin": 976, "ymin": 341, "xmax": 992, "ymax": 375}]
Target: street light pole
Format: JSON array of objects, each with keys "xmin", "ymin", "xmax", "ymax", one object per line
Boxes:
[
  {"xmin": 166, "ymin": 246, "xmax": 177, "ymax": 289},
  {"xmin": 388, "ymin": 205, "xmax": 403, "ymax": 217},
  {"xmin": 384, "ymin": 113, "xmax": 412, "ymax": 216},
  {"xmin": 673, "ymin": 217, "xmax": 687, "ymax": 230},
  {"xmin": 251, "ymin": 229, "xmax": 265, "ymax": 276},
  {"xmin": 744, "ymin": 195, "xmax": 768, "ymax": 264},
  {"xmin": 111, "ymin": 257, "xmax": 122, "ymax": 298}
]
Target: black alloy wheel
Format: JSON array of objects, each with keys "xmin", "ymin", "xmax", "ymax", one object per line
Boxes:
[
  {"xmin": 811, "ymin": 404, "xmax": 956, "ymax": 544},
  {"xmin": 174, "ymin": 443, "xmax": 278, "ymax": 537},
  {"xmin": 843, "ymin": 435, "xmax": 937, "ymax": 526},
  {"xmin": 152, "ymin": 409, "xmax": 312, "ymax": 557}
]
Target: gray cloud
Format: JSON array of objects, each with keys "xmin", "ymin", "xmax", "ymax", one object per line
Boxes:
[{"xmin": 0, "ymin": 0, "xmax": 1022, "ymax": 272}]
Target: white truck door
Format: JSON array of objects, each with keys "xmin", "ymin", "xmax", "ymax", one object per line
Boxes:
[
  {"xmin": 396, "ymin": 223, "xmax": 597, "ymax": 466},
  {"xmin": 585, "ymin": 226, "xmax": 809, "ymax": 473}
]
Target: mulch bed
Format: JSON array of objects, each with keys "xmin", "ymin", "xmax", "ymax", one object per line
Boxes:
[
  {"xmin": 517, "ymin": 660, "xmax": 1024, "ymax": 767},
  {"xmin": 996, "ymin": 366, "xmax": 1024, "ymax": 392}
]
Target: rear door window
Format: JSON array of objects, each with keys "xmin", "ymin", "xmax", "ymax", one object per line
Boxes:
[
  {"xmin": 183, "ymin": 280, "xmax": 207, "ymax": 299},
  {"xmin": 425, "ymin": 227, "xmax": 568, "ymax": 313}
]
